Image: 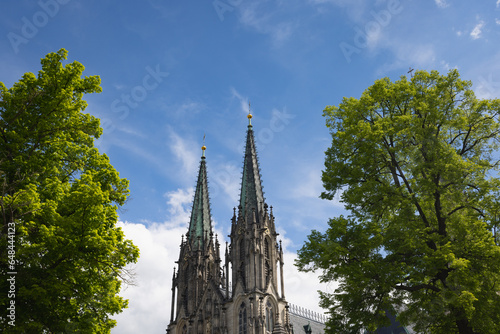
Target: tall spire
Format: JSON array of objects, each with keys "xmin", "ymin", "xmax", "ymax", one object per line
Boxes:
[
  {"xmin": 239, "ymin": 111, "xmax": 265, "ymax": 220},
  {"xmin": 187, "ymin": 145, "xmax": 212, "ymax": 249}
]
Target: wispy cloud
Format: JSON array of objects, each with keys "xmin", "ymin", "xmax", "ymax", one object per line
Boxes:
[
  {"xmin": 208, "ymin": 160, "xmax": 240, "ymax": 207},
  {"xmin": 174, "ymin": 100, "xmax": 205, "ymax": 117},
  {"xmin": 470, "ymin": 20, "xmax": 485, "ymax": 39},
  {"xmin": 435, "ymin": 0, "xmax": 449, "ymax": 8},
  {"xmin": 375, "ymin": 42, "xmax": 437, "ymax": 75},
  {"xmin": 163, "ymin": 188, "xmax": 194, "ymax": 227},
  {"xmin": 237, "ymin": 2, "xmax": 294, "ymax": 46},
  {"xmin": 230, "ymin": 87, "xmax": 250, "ymax": 115},
  {"xmin": 168, "ymin": 129, "xmax": 199, "ymax": 181}
]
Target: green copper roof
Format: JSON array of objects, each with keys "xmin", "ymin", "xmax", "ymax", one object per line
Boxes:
[
  {"xmin": 239, "ymin": 124, "xmax": 265, "ymax": 219},
  {"xmin": 188, "ymin": 155, "xmax": 212, "ymax": 249}
]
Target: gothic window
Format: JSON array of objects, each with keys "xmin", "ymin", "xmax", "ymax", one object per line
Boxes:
[
  {"xmin": 264, "ymin": 239, "xmax": 270, "ymax": 285},
  {"xmin": 205, "ymin": 298, "xmax": 211, "ymax": 314},
  {"xmin": 239, "ymin": 302, "xmax": 247, "ymax": 334},
  {"xmin": 182, "ymin": 324, "xmax": 187, "ymax": 334},
  {"xmin": 240, "ymin": 239, "xmax": 245, "ymax": 262},
  {"xmin": 239, "ymin": 239, "xmax": 246, "ymax": 284},
  {"xmin": 183, "ymin": 288, "xmax": 188, "ymax": 313},
  {"xmin": 264, "ymin": 239, "xmax": 269, "ymax": 259},
  {"xmin": 265, "ymin": 301, "xmax": 273, "ymax": 333}
]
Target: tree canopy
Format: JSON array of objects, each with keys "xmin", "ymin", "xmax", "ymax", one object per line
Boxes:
[
  {"xmin": 296, "ymin": 70, "xmax": 500, "ymax": 334},
  {"xmin": 0, "ymin": 49, "xmax": 139, "ymax": 333}
]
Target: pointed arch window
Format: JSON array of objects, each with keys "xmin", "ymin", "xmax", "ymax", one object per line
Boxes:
[
  {"xmin": 183, "ymin": 287, "xmax": 188, "ymax": 313},
  {"xmin": 265, "ymin": 239, "xmax": 270, "ymax": 259},
  {"xmin": 240, "ymin": 239, "xmax": 246, "ymax": 262},
  {"xmin": 265, "ymin": 301, "xmax": 273, "ymax": 333},
  {"xmin": 239, "ymin": 239, "xmax": 246, "ymax": 284},
  {"xmin": 239, "ymin": 302, "xmax": 247, "ymax": 334},
  {"xmin": 264, "ymin": 239, "xmax": 271, "ymax": 285}
]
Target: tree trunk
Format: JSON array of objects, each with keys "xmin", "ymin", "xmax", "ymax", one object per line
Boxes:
[{"xmin": 456, "ymin": 315, "xmax": 479, "ymax": 334}]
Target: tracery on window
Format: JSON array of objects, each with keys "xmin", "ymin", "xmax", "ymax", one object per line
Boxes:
[
  {"xmin": 265, "ymin": 301, "xmax": 273, "ymax": 333},
  {"xmin": 239, "ymin": 239, "xmax": 246, "ymax": 284},
  {"xmin": 264, "ymin": 239, "xmax": 271, "ymax": 285},
  {"xmin": 239, "ymin": 302, "xmax": 247, "ymax": 334}
]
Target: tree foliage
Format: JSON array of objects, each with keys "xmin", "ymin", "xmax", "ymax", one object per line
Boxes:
[
  {"xmin": 296, "ymin": 70, "xmax": 500, "ymax": 334},
  {"xmin": 0, "ymin": 49, "xmax": 139, "ymax": 333}
]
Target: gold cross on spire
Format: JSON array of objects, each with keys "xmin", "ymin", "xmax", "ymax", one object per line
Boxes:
[
  {"xmin": 247, "ymin": 100, "xmax": 253, "ymax": 126},
  {"xmin": 202, "ymin": 133, "xmax": 206, "ymax": 157}
]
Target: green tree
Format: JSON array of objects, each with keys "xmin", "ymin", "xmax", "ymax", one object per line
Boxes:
[
  {"xmin": 0, "ymin": 49, "xmax": 139, "ymax": 333},
  {"xmin": 296, "ymin": 70, "xmax": 500, "ymax": 334}
]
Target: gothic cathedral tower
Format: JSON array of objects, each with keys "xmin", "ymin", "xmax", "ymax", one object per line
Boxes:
[
  {"xmin": 168, "ymin": 114, "xmax": 292, "ymax": 334},
  {"xmin": 167, "ymin": 146, "xmax": 226, "ymax": 334}
]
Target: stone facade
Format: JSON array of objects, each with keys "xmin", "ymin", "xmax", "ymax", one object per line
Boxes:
[{"xmin": 167, "ymin": 118, "xmax": 325, "ymax": 334}]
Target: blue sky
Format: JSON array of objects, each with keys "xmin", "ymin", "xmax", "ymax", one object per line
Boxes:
[{"xmin": 2, "ymin": 0, "xmax": 500, "ymax": 332}]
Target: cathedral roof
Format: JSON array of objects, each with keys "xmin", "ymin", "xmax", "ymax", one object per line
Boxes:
[
  {"xmin": 239, "ymin": 114, "xmax": 266, "ymax": 220},
  {"xmin": 187, "ymin": 147, "xmax": 212, "ymax": 249}
]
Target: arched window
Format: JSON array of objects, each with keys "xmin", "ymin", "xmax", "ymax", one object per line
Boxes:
[
  {"xmin": 264, "ymin": 239, "xmax": 271, "ymax": 285},
  {"xmin": 183, "ymin": 288, "xmax": 188, "ymax": 312},
  {"xmin": 239, "ymin": 239, "xmax": 246, "ymax": 284},
  {"xmin": 239, "ymin": 303, "xmax": 247, "ymax": 334},
  {"xmin": 181, "ymin": 324, "xmax": 187, "ymax": 334},
  {"xmin": 265, "ymin": 301, "xmax": 273, "ymax": 333},
  {"xmin": 265, "ymin": 239, "xmax": 270, "ymax": 259},
  {"xmin": 240, "ymin": 239, "xmax": 246, "ymax": 262}
]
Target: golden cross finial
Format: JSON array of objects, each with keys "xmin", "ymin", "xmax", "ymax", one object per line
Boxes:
[
  {"xmin": 247, "ymin": 101, "xmax": 252, "ymax": 126},
  {"xmin": 202, "ymin": 133, "xmax": 206, "ymax": 157}
]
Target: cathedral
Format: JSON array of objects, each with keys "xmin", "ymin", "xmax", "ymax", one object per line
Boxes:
[{"xmin": 166, "ymin": 113, "xmax": 327, "ymax": 334}]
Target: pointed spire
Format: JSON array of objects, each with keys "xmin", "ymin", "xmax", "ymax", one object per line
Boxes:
[
  {"xmin": 187, "ymin": 145, "xmax": 213, "ymax": 249},
  {"xmin": 239, "ymin": 112, "xmax": 265, "ymax": 220}
]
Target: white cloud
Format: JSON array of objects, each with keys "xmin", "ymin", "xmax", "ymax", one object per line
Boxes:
[
  {"xmin": 282, "ymin": 249, "xmax": 334, "ymax": 313},
  {"xmin": 470, "ymin": 20, "xmax": 485, "ymax": 40},
  {"xmin": 112, "ymin": 188, "xmax": 194, "ymax": 333},
  {"xmin": 496, "ymin": 18, "xmax": 500, "ymax": 25},
  {"xmin": 435, "ymin": 0, "xmax": 449, "ymax": 8},
  {"xmin": 497, "ymin": 0, "xmax": 500, "ymax": 8},
  {"xmin": 112, "ymin": 221, "xmax": 183, "ymax": 334},
  {"xmin": 164, "ymin": 188, "xmax": 194, "ymax": 226}
]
